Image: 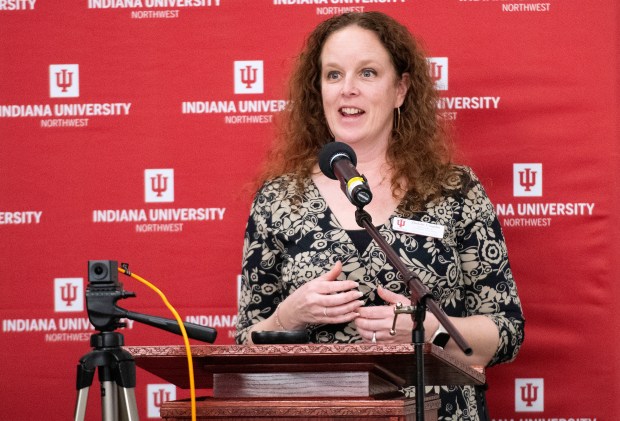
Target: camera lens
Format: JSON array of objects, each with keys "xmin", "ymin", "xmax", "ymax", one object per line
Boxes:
[{"xmin": 92, "ymin": 264, "xmax": 108, "ymax": 280}]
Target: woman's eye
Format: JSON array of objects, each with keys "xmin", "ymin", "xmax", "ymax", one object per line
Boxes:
[
  {"xmin": 326, "ymin": 71, "xmax": 340, "ymax": 80},
  {"xmin": 361, "ymin": 69, "xmax": 376, "ymax": 78}
]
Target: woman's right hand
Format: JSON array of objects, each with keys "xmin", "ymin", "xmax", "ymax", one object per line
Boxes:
[{"xmin": 276, "ymin": 261, "xmax": 364, "ymax": 330}]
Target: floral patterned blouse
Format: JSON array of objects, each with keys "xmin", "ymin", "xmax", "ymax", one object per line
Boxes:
[{"xmin": 236, "ymin": 166, "xmax": 525, "ymax": 421}]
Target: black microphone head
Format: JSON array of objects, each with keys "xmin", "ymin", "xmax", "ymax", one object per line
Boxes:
[{"xmin": 318, "ymin": 141, "xmax": 357, "ymax": 180}]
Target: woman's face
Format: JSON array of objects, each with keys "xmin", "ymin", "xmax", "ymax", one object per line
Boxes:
[{"xmin": 320, "ymin": 25, "xmax": 408, "ymax": 149}]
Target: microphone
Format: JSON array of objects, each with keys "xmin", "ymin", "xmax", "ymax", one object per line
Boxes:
[{"xmin": 318, "ymin": 141, "xmax": 373, "ymax": 208}]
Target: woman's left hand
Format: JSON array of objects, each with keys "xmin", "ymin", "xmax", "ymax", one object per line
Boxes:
[{"xmin": 354, "ymin": 286, "xmax": 440, "ymax": 344}]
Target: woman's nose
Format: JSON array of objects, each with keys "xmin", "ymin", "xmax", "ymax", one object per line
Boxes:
[{"xmin": 341, "ymin": 75, "xmax": 359, "ymax": 96}]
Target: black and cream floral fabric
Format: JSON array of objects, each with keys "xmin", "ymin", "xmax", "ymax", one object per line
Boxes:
[{"xmin": 236, "ymin": 166, "xmax": 524, "ymax": 421}]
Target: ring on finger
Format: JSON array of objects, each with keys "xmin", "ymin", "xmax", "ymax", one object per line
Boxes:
[
  {"xmin": 323, "ymin": 307, "xmax": 328, "ymax": 317},
  {"xmin": 371, "ymin": 331, "xmax": 377, "ymax": 344}
]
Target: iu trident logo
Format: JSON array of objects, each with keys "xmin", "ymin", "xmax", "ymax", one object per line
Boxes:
[
  {"xmin": 519, "ymin": 168, "xmax": 537, "ymax": 192},
  {"xmin": 151, "ymin": 174, "xmax": 168, "ymax": 198},
  {"xmin": 54, "ymin": 278, "xmax": 84, "ymax": 312},
  {"xmin": 145, "ymin": 169, "xmax": 174, "ymax": 203},
  {"xmin": 520, "ymin": 383, "xmax": 538, "ymax": 406},
  {"xmin": 147, "ymin": 384, "xmax": 176, "ymax": 418},
  {"xmin": 56, "ymin": 69, "xmax": 73, "ymax": 92},
  {"xmin": 515, "ymin": 378, "xmax": 544, "ymax": 412},
  {"xmin": 513, "ymin": 163, "xmax": 543, "ymax": 197},
  {"xmin": 427, "ymin": 57, "xmax": 448, "ymax": 91},
  {"xmin": 49, "ymin": 64, "xmax": 79, "ymax": 98},
  {"xmin": 234, "ymin": 60, "xmax": 264, "ymax": 94},
  {"xmin": 240, "ymin": 65, "xmax": 257, "ymax": 88}
]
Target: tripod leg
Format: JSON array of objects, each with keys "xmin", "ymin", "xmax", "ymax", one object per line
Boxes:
[
  {"xmin": 74, "ymin": 387, "xmax": 90, "ymax": 421},
  {"xmin": 101, "ymin": 379, "xmax": 119, "ymax": 421},
  {"xmin": 74, "ymin": 360, "xmax": 95, "ymax": 421},
  {"xmin": 116, "ymin": 353, "xmax": 140, "ymax": 421},
  {"xmin": 118, "ymin": 386, "xmax": 140, "ymax": 421}
]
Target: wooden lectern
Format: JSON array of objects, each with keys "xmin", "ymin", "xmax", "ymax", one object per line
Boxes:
[{"xmin": 127, "ymin": 343, "xmax": 485, "ymax": 421}]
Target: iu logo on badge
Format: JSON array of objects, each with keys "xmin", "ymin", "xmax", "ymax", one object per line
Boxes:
[
  {"xmin": 514, "ymin": 163, "xmax": 543, "ymax": 197},
  {"xmin": 49, "ymin": 64, "xmax": 79, "ymax": 98},
  {"xmin": 145, "ymin": 169, "xmax": 174, "ymax": 203},
  {"xmin": 234, "ymin": 60, "xmax": 264, "ymax": 94},
  {"xmin": 515, "ymin": 378, "xmax": 544, "ymax": 412}
]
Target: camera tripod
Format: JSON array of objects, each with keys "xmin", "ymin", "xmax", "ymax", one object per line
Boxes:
[
  {"xmin": 73, "ymin": 331, "xmax": 139, "ymax": 421},
  {"xmin": 74, "ymin": 260, "xmax": 217, "ymax": 420}
]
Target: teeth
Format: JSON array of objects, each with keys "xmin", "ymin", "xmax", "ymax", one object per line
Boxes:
[{"xmin": 341, "ymin": 107, "xmax": 363, "ymax": 115}]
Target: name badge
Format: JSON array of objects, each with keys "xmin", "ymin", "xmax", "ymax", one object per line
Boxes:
[{"xmin": 392, "ymin": 217, "xmax": 445, "ymax": 239}]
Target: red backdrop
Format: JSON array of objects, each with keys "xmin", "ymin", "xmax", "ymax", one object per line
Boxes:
[{"xmin": 1, "ymin": 1, "xmax": 618, "ymax": 420}]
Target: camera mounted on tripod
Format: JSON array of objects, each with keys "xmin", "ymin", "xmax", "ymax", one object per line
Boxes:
[
  {"xmin": 86, "ymin": 260, "xmax": 217, "ymax": 343},
  {"xmin": 86, "ymin": 260, "xmax": 135, "ymax": 333}
]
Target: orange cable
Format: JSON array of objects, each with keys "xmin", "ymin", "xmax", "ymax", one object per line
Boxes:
[{"xmin": 118, "ymin": 267, "xmax": 197, "ymax": 421}]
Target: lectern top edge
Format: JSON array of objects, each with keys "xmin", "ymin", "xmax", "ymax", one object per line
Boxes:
[{"xmin": 126, "ymin": 343, "xmax": 485, "ymax": 389}]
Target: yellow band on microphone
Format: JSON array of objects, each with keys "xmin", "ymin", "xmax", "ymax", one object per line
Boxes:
[{"xmin": 347, "ymin": 176, "xmax": 365, "ymax": 191}]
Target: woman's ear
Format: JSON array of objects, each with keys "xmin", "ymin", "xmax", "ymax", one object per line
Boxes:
[{"xmin": 395, "ymin": 72, "xmax": 410, "ymax": 108}]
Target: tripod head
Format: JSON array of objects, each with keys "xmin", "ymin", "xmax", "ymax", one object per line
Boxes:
[{"xmin": 86, "ymin": 260, "xmax": 134, "ymax": 332}]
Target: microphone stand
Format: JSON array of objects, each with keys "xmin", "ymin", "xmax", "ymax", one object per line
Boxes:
[{"xmin": 354, "ymin": 208, "xmax": 472, "ymax": 421}]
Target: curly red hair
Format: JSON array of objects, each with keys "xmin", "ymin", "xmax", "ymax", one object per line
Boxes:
[{"xmin": 257, "ymin": 11, "xmax": 454, "ymax": 211}]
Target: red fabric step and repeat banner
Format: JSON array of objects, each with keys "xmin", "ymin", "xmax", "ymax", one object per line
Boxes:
[{"xmin": 1, "ymin": 1, "xmax": 618, "ymax": 420}]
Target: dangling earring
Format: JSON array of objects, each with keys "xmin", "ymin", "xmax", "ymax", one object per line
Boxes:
[{"xmin": 394, "ymin": 107, "xmax": 401, "ymax": 132}]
